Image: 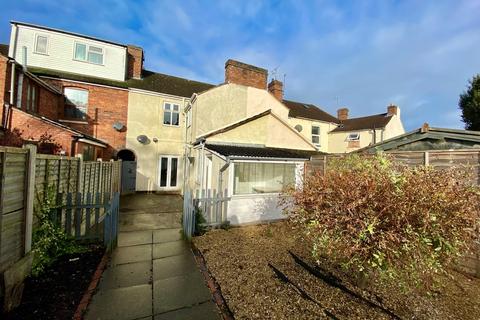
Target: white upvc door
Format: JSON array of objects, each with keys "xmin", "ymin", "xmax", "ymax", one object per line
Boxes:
[{"xmin": 158, "ymin": 156, "xmax": 179, "ymax": 189}]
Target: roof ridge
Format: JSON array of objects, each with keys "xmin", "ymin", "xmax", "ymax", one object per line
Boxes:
[{"xmin": 141, "ymin": 69, "xmax": 214, "ymax": 86}]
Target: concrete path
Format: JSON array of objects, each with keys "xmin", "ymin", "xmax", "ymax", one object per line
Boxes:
[{"xmin": 85, "ymin": 194, "xmax": 221, "ymax": 320}]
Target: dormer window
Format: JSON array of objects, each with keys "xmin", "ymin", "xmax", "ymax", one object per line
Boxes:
[
  {"xmin": 34, "ymin": 34, "xmax": 48, "ymax": 55},
  {"xmin": 347, "ymin": 133, "xmax": 360, "ymax": 141},
  {"xmin": 74, "ymin": 42, "xmax": 104, "ymax": 65}
]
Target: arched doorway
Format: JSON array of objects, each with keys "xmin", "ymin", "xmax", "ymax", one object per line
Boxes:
[{"xmin": 117, "ymin": 149, "xmax": 136, "ymax": 194}]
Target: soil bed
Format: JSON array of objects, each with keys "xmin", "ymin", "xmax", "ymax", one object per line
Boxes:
[
  {"xmin": 4, "ymin": 244, "xmax": 104, "ymax": 320},
  {"xmin": 194, "ymin": 221, "xmax": 480, "ymax": 320}
]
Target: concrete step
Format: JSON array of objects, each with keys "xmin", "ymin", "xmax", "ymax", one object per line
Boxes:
[{"xmin": 119, "ymin": 212, "xmax": 182, "ymax": 231}]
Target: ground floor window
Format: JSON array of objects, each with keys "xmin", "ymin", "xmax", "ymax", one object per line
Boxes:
[
  {"xmin": 233, "ymin": 162, "xmax": 296, "ymax": 195},
  {"xmin": 158, "ymin": 156, "xmax": 179, "ymax": 188}
]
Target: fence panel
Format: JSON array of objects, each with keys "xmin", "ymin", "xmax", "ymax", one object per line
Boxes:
[{"xmin": 0, "ymin": 149, "xmax": 28, "ymax": 274}]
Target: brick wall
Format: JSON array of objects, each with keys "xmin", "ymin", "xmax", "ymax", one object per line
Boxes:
[
  {"xmin": 268, "ymin": 79, "xmax": 283, "ymax": 101},
  {"xmin": 0, "ymin": 56, "xmax": 7, "ymax": 109},
  {"xmin": 41, "ymin": 78, "xmax": 129, "ymax": 159},
  {"xmin": 17, "ymin": 77, "xmax": 62, "ymax": 119},
  {"xmin": 6, "ymin": 108, "xmax": 75, "ymax": 155},
  {"xmin": 225, "ymin": 59, "xmax": 268, "ymax": 90}
]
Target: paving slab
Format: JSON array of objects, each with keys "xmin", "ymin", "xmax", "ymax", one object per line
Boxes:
[
  {"xmin": 153, "ymin": 228, "xmax": 182, "ymax": 243},
  {"xmin": 153, "ymin": 254, "xmax": 198, "ymax": 280},
  {"xmin": 110, "ymin": 244, "xmax": 152, "ymax": 265},
  {"xmin": 120, "ymin": 194, "xmax": 183, "ymax": 213},
  {"xmin": 98, "ymin": 261, "xmax": 152, "ymax": 290},
  {"xmin": 154, "ymin": 301, "xmax": 221, "ymax": 320},
  {"xmin": 153, "ymin": 271, "xmax": 212, "ymax": 314},
  {"xmin": 118, "ymin": 230, "xmax": 153, "ymax": 247},
  {"xmin": 85, "ymin": 284, "xmax": 152, "ymax": 320},
  {"xmin": 120, "ymin": 213, "xmax": 178, "ymax": 231},
  {"xmin": 153, "ymin": 241, "xmax": 189, "ymax": 259}
]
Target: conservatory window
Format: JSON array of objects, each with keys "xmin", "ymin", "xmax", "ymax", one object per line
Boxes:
[{"xmin": 233, "ymin": 162, "xmax": 296, "ymax": 195}]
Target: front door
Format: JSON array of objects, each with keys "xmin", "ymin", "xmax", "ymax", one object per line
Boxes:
[
  {"xmin": 158, "ymin": 156, "xmax": 179, "ymax": 190},
  {"xmin": 121, "ymin": 161, "xmax": 136, "ymax": 194}
]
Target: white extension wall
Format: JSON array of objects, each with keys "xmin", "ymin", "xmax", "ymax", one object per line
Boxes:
[{"xmin": 9, "ymin": 23, "xmax": 127, "ymax": 81}]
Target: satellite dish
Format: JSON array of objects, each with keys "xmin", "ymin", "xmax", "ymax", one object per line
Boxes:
[
  {"xmin": 136, "ymin": 135, "xmax": 150, "ymax": 144},
  {"xmin": 113, "ymin": 121, "xmax": 125, "ymax": 131},
  {"xmin": 294, "ymin": 124, "xmax": 303, "ymax": 132}
]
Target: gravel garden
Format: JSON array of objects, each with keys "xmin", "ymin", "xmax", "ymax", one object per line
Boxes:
[{"xmin": 194, "ymin": 222, "xmax": 480, "ymax": 320}]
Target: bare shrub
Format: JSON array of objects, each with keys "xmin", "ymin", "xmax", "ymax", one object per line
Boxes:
[{"xmin": 283, "ymin": 153, "xmax": 480, "ymax": 289}]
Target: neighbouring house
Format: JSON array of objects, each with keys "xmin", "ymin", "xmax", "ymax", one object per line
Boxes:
[
  {"xmin": 0, "ymin": 43, "xmax": 107, "ymax": 156},
  {"xmin": 327, "ymin": 105, "xmax": 405, "ymax": 153},
  {"xmin": 358, "ymin": 123, "xmax": 480, "ymax": 152},
  {"xmin": 4, "ymin": 21, "xmax": 131, "ymax": 159}
]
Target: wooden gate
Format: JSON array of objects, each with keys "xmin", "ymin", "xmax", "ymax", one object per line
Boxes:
[
  {"xmin": 57, "ymin": 192, "xmax": 120, "ymax": 251},
  {"xmin": 121, "ymin": 161, "xmax": 136, "ymax": 194}
]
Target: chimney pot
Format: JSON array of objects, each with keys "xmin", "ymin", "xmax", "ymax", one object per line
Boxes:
[
  {"xmin": 337, "ymin": 108, "xmax": 349, "ymax": 121},
  {"xmin": 268, "ymin": 79, "xmax": 283, "ymax": 101},
  {"xmin": 224, "ymin": 59, "xmax": 268, "ymax": 90}
]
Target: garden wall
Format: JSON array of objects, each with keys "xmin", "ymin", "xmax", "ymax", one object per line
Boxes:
[{"xmin": 306, "ymin": 149, "xmax": 480, "ymax": 278}]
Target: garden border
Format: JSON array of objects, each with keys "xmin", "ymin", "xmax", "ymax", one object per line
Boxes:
[
  {"xmin": 191, "ymin": 243, "xmax": 235, "ymax": 320},
  {"xmin": 72, "ymin": 250, "xmax": 109, "ymax": 320}
]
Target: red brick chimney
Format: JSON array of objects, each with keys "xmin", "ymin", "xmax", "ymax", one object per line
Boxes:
[
  {"xmin": 337, "ymin": 108, "xmax": 349, "ymax": 120},
  {"xmin": 225, "ymin": 59, "xmax": 267, "ymax": 90},
  {"xmin": 268, "ymin": 79, "xmax": 283, "ymax": 101},
  {"xmin": 127, "ymin": 45, "xmax": 144, "ymax": 79},
  {"xmin": 387, "ymin": 104, "xmax": 399, "ymax": 116}
]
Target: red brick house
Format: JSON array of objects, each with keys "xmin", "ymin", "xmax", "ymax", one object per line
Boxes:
[{"xmin": 0, "ymin": 43, "xmax": 107, "ymax": 158}]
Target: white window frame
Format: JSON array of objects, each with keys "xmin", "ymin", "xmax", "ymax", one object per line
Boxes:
[
  {"xmin": 347, "ymin": 133, "xmax": 360, "ymax": 141},
  {"xmin": 311, "ymin": 125, "xmax": 321, "ymax": 147},
  {"xmin": 64, "ymin": 87, "xmax": 89, "ymax": 120},
  {"xmin": 231, "ymin": 160, "xmax": 304, "ymax": 197},
  {"xmin": 163, "ymin": 102, "xmax": 180, "ymax": 127},
  {"xmin": 73, "ymin": 41, "xmax": 105, "ymax": 65},
  {"xmin": 34, "ymin": 34, "xmax": 49, "ymax": 55},
  {"xmin": 158, "ymin": 155, "xmax": 180, "ymax": 189}
]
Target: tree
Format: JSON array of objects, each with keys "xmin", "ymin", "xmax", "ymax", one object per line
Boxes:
[{"xmin": 459, "ymin": 74, "xmax": 480, "ymax": 130}]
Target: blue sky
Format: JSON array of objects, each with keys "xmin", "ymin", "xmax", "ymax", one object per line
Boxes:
[{"xmin": 1, "ymin": 0, "xmax": 479, "ymax": 130}]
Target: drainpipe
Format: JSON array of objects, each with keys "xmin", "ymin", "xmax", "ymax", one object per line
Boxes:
[
  {"xmin": 3, "ymin": 60, "xmax": 16, "ymax": 128},
  {"xmin": 217, "ymin": 158, "xmax": 231, "ymax": 196},
  {"xmin": 199, "ymin": 140, "xmax": 206, "ymax": 194}
]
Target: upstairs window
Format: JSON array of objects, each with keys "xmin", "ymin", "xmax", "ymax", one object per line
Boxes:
[
  {"xmin": 74, "ymin": 42, "xmax": 104, "ymax": 65},
  {"xmin": 347, "ymin": 133, "xmax": 360, "ymax": 141},
  {"xmin": 163, "ymin": 103, "xmax": 180, "ymax": 126},
  {"xmin": 311, "ymin": 126, "xmax": 320, "ymax": 146},
  {"xmin": 34, "ymin": 34, "xmax": 48, "ymax": 55},
  {"xmin": 64, "ymin": 88, "xmax": 88, "ymax": 120},
  {"xmin": 26, "ymin": 84, "xmax": 38, "ymax": 112}
]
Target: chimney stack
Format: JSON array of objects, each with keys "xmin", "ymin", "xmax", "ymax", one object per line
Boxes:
[
  {"xmin": 268, "ymin": 79, "xmax": 283, "ymax": 101},
  {"xmin": 387, "ymin": 104, "xmax": 399, "ymax": 116},
  {"xmin": 127, "ymin": 45, "xmax": 144, "ymax": 79},
  {"xmin": 337, "ymin": 108, "xmax": 349, "ymax": 121},
  {"xmin": 225, "ymin": 59, "xmax": 267, "ymax": 90}
]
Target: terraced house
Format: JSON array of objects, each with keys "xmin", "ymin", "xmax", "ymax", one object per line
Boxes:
[{"xmin": 0, "ymin": 22, "xmax": 405, "ymax": 209}]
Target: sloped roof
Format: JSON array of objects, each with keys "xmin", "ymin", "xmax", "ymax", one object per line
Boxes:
[
  {"xmin": 357, "ymin": 126, "xmax": 480, "ymax": 153},
  {"xmin": 205, "ymin": 143, "xmax": 317, "ymax": 160},
  {"xmin": 0, "ymin": 43, "xmax": 8, "ymax": 57},
  {"xmin": 28, "ymin": 66, "xmax": 129, "ymax": 88},
  {"xmin": 127, "ymin": 70, "xmax": 215, "ymax": 98},
  {"xmin": 282, "ymin": 99, "xmax": 338, "ymax": 123},
  {"xmin": 331, "ymin": 113, "xmax": 393, "ymax": 132}
]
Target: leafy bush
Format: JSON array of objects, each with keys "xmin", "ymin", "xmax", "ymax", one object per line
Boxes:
[
  {"xmin": 283, "ymin": 153, "xmax": 480, "ymax": 289},
  {"xmin": 32, "ymin": 186, "xmax": 85, "ymax": 276}
]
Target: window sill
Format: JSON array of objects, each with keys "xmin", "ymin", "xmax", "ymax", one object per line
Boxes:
[
  {"xmin": 33, "ymin": 51, "xmax": 49, "ymax": 56},
  {"xmin": 73, "ymin": 58, "xmax": 105, "ymax": 67},
  {"xmin": 162, "ymin": 124, "xmax": 180, "ymax": 128},
  {"xmin": 59, "ymin": 119, "xmax": 89, "ymax": 125}
]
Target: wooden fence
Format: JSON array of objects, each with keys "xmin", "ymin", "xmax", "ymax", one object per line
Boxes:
[
  {"xmin": 305, "ymin": 149, "xmax": 480, "ymax": 278},
  {"xmin": 183, "ymin": 189, "xmax": 230, "ymax": 239},
  {"xmin": 0, "ymin": 145, "xmax": 121, "ymax": 277}
]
